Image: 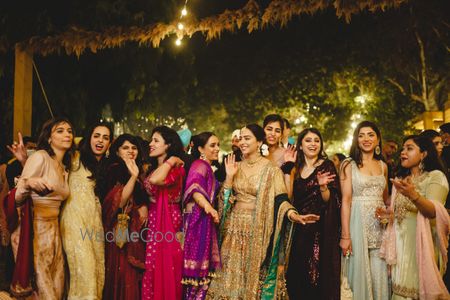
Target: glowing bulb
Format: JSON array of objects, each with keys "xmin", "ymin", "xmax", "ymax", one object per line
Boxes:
[
  {"xmin": 178, "ymin": 23, "xmax": 184, "ymax": 30},
  {"xmin": 181, "ymin": 8, "xmax": 187, "ymax": 16},
  {"xmin": 175, "ymin": 39, "xmax": 182, "ymax": 46},
  {"xmin": 351, "ymin": 122, "xmax": 357, "ymax": 129}
]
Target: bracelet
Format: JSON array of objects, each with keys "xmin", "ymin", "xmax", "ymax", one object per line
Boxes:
[
  {"xmin": 410, "ymin": 193, "xmax": 421, "ymax": 203},
  {"xmin": 320, "ymin": 186, "xmax": 328, "ymax": 192},
  {"xmin": 340, "ymin": 237, "xmax": 351, "ymax": 240},
  {"xmin": 164, "ymin": 160, "xmax": 174, "ymax": 168},
  {"xmin": 281, "ymin": 162, "xmax": 295, "ymax": 175}
]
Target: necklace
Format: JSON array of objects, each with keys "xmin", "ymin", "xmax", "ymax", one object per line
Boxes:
[{"xmin": 244, "ymin": 155, "xmax": 263, "ymax": 167}]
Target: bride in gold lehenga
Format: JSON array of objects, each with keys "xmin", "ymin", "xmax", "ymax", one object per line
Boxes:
[{"xmin": 207, "ymin": 124, "xmax": 320, "ymax": 300}]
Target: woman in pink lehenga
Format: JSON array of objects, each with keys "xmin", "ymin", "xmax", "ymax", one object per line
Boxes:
[{"xmin": 142, "ymin": 126, "xmax": 186, "ymax": 300}]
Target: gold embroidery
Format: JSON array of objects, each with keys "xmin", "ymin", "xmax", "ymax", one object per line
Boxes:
[{"xmin": 392, "ymin": 283, "xmax": 419, "ymax": 299}]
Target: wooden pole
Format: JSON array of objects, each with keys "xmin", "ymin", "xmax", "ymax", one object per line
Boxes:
[{"xmin": 13, "ymin": 46, "xmax": 33, "ymax": 137}]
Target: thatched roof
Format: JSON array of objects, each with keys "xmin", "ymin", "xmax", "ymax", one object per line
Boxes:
[{"xmin": 8, "ymin": 0, "xmax": 407, "ymax": 56}]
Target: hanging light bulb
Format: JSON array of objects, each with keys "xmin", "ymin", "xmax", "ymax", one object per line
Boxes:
[
  {"xmin": 178, "ymin": 23, "xmax": 184, "ymax": 30},
  {"xmin": 175, "ymin": 38, "xmax": 182, "ymax": 46},
  {"xmin": 181, "ymin": 7, "xmax": 187, "ymax": 16}
]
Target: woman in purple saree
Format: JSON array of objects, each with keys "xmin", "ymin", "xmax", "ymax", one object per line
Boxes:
[{"xmin": 182, "ymin": 132, "xmax": 221, "ymax": 300}]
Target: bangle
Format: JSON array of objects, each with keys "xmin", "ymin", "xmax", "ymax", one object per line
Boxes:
[
  {"xmin": 341, "ymin": 237, "xmax": 351, "ymax": 240},
  {"xmin": 281, "ymin": 162, "xmax": 295, "ymax": 175},
  {"xmin": 164, "ymin": 160, "xmax": 174, "ymax": 168},
  {"xmin": 410, "ymin": 193, "xmax": 421, "ymax": 203},
  {"xmin": 320, "ymin": 186, "xmax": 328, "ymax": 192}
]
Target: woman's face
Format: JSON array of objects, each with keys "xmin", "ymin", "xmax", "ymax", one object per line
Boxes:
[
  {"xmin": 149, "ymin": 132, "xmax": 169, "ymax": 158},
  {"xmin": 357, "ymin": 126, "xmax": 379, "ymax": 153},
  {"xmin": 239, "ymin": 128, "xmax": 261, "ymax": 157},
  {"xmin": 50, "ymin": 122, "xmax": 73, "ymax": 151},
  {"xmin": 301, "ymin": 132, "xmax": 321, "ymax": 159},
  {"xmin": 264, "ymin": 121, "xmax": 282, "ymax": 147},
  {"xmin": 199, "ymin": 135, "xmax": 220, "ymax": 162},
  {"xmin": 117, "ymin": 140, "xmax": 138, "ymax": 160},
  {"xmin": 432, "ymin": 136, "xmax": 443, "ymax": 156},
  {"xmin": 90, "ymin": 126, "xmax": 111, "ymax": 158},
  {"xmin": 400, "ymin": 139, "xmax": 424, "ymax": 169}
]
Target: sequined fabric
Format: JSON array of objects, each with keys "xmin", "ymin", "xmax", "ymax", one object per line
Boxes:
[{"xmin": 60, "ymin": 154, "xmax": 105, "ymax": 300}]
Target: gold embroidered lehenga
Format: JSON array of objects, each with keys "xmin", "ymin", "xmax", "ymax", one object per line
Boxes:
[{"xmin": 207, "ymin": 158, "xmax": 294, "ymax": 300}]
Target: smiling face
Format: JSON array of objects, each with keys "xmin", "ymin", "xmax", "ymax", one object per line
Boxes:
[
  {"xmin": 117, "ymin": 140, "xmax": 138, "ymax": 160},
  {"xmin": 149, "ymin": 132, "xmax": 169, "ymax": 159},
  {"xmin": 264, "ymin": 121, "xmax": 282, "ymax": 147},
  {"xmin": 50, "ymin": 122, "xmax": 74, "ymax": 152},
  {"xmin": 199, "ymin": 135, "xmax": 220, "ymax": 162},
  {"xmin": 90, "ymin": 126, "xmax": 111, "ymax": 159},
  {"xmin": 239, "ymin": 127, "xmax": 262, "ymax": 156},
  {"xmin": 300, "ymin": 131, "xmax": 321, "ymax": 159},
  {"xmin": 400, "ymin": 139, "xmax": 425, "ymax": 169},
  {"xmin": 357, "ymin": 126, "xmax": 379, "ymax": 153}
]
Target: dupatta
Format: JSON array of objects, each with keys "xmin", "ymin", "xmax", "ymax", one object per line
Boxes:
[{"xmin": 182, "ymin": 159, "xmax": 221, "ymax": 283}]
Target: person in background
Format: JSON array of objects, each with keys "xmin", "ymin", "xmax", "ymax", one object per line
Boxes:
[
  {"xmin": 215, "ymin": 129, "xmax": 242, "ymax": 182},
  {"xmin": 439, "ymin": 123, "xmax": 450, "ymax": 170},
  {"xmin": 382, "ymin": 139, "xmax": 399, "ymax": 193},
  {"xmin": 282, "ymin": 118, "xmax": 292, "ymax": 148},
  {"xmin": 177, "ymin": 128, "xmax": 194, "ymax": 180},
  {"xmin": 420, "ymin": 130, "xmax": 444, "ymax": 157},
  {"xmin": 263, "ymin": 114, "xmax": 285, "ymax": 167},
  {"xmin": 6, "ymin": 135, "xmax": 36, "ymax": 188},
  {"xmin": 331, "ymin": 153, "xmax": 346, "ymax": 172}
]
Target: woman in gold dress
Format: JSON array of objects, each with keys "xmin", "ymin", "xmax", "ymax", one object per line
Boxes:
[
  {"xmin": 60, "ymin": 123, "xmax": 112, "ymax": 299},
  {"xmin": 14, "ymin": 118, "xmax": 75, "ymax": 299},
  {"xmin": 207, "ymin": 124, "xmax": 318, "ymax": 300}
]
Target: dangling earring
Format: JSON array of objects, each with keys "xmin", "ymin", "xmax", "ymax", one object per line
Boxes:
[
  {"xmin": 375, "ymin": 145, "xmax": 381, "ymax": 155},
  {"xmin": 48, "ymin": 139, "xmax": 52, "ymax": 145},
  {"xmin": 200, "ymin": 153, "xmax": 206, "ymax": 160},
  {"xmin": 419, "ymin": 160, "xmax": 424, "ymax": 173}
]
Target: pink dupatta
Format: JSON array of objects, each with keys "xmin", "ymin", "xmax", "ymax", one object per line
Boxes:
[
  {"xmin": 416, "ymin": 201, "xmax": 449, "ymax": 300},
  {"xmin": 153, "ymin": 170, "xmax": 183, "ymax": 300}
]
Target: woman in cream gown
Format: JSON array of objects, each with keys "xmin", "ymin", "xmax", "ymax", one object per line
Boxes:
[{"xmin": 60, "ymin": 124, "xmax": 111, "ymax": 299}]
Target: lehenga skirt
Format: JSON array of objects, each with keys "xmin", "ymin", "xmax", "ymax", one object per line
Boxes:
[{"xmin": 207, "ymin": 209, "xmax": 255, "ymax": 299}]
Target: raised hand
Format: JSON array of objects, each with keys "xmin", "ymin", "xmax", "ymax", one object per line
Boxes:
[
  {"xmin": 7, "ymin": 132, "xmax": 28, "ymax": 166},
  {"xmin": 168, "ymin": 156, "xmax": 185, "ymax": 167},
  {"xmin": 124, "ymin": 158, "xmax": 140, "ymax": 178},
  {"xmin": 390, "ymin": 177, "xmax": 417, "ymax": 200},
  {"xmin": 317, "ymin": 171, "xmax": 336, "ymax": 186},
  {"xmin": 283, "ymin": 145, "xmax": 297, "ymax": 163},
  {"xmin": 224, "ymin": 154, "xmax": 238, "ymax": 177}
]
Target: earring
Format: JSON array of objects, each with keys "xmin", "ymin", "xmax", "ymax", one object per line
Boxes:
[
  {"xmin": 48, "ymin": 139, "xmax": 52, "ymax": 145},
  {"xmin": 200, "ymin": 153, "xmax": 206, "ymax": 160},
  {"xmin": 419, "ymin": 160, "xmax": 424, "ymax": 173},
  {"xmin": 375, "ymin": 145, "xmax": 381, "ymax": 155}
]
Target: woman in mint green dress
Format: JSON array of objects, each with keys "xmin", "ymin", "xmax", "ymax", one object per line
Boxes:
[{"xmin": 340, "ymin": 121, "xmax": 389, "ymax": 300}]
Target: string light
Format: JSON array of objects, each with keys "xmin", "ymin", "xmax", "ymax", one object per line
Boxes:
[{"xmin": 174, "ymin": 0, "xmax": 190, "ymax": 46}]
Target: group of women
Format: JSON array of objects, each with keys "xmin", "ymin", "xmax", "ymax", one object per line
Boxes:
[{"xmin": 0, "ymin": 114, "xmax": 449, "ymax": 300}]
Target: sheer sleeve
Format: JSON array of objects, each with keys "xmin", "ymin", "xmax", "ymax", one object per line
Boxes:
[
  {"xmin": 183, "ymin": 160, "xmax": 210, "ymax": 205},
  {"xmin": 425, "ymin": 170, "xmax": 449, "ymax": 205},
  {"xmin": 15, "ymin": 151, "xmax": 46, "ymax": 202}
]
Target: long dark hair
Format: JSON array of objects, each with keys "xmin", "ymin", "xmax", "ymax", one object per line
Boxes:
[
  {"xmin": 37, "ymin": 117, "xmax": 76, "ymax": 171},
  {"xmin": 396, "ymin": 135, "xmax": 446, "ymax": 178},
  {"xmin": 148, "ymin": 126, "xmax": 184, "ymax": 172},
  {"xmin": 345, "ymin": 121, "xmax": 383, "ymax": 169},
  {"xmin": 77, "ymin": 122, "xmax": 113, "ymax": 179},
  {"xmin": 95, "ymin": 134, "xmax": 143, "ymax": 199},
  {"xmin": 294, "ymin": 128, "xmax": 328, "ymax": 179},
  {"xmin": 191, "ymin": 132, "xmax": 215, "ymax": 159}
]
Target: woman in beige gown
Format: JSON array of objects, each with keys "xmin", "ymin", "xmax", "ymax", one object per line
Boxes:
[
  {"xmin": 14, "ymin": 118, "xmax": 75, "ymax": 299},
  {"xmin": 60, "ymin": 123, "xmax": 112, "ymax": 299}
]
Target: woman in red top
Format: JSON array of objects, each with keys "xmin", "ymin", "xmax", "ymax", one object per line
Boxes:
[{"xmin": 142, "ymin": 126, "xmax": 186, "ymax": 300}]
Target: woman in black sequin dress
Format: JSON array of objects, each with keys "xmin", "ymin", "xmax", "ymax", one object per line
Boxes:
[{"xmin": 285, "ymin": 128, "xmax": 341, "ymax": 300}]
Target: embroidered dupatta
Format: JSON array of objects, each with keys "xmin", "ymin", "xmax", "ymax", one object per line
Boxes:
[{"xmin": 182, "ymin": 159, "xmax": 221, "ymax": 284}]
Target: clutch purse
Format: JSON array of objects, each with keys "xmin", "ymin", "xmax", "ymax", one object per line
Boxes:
[
  {"xmin": 340, "ymin": 255, "xmax": 353, "ymax": 300},
  {"xmin": 114, "ymin": 203, "xmax": 130, "ymax": 248}
]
